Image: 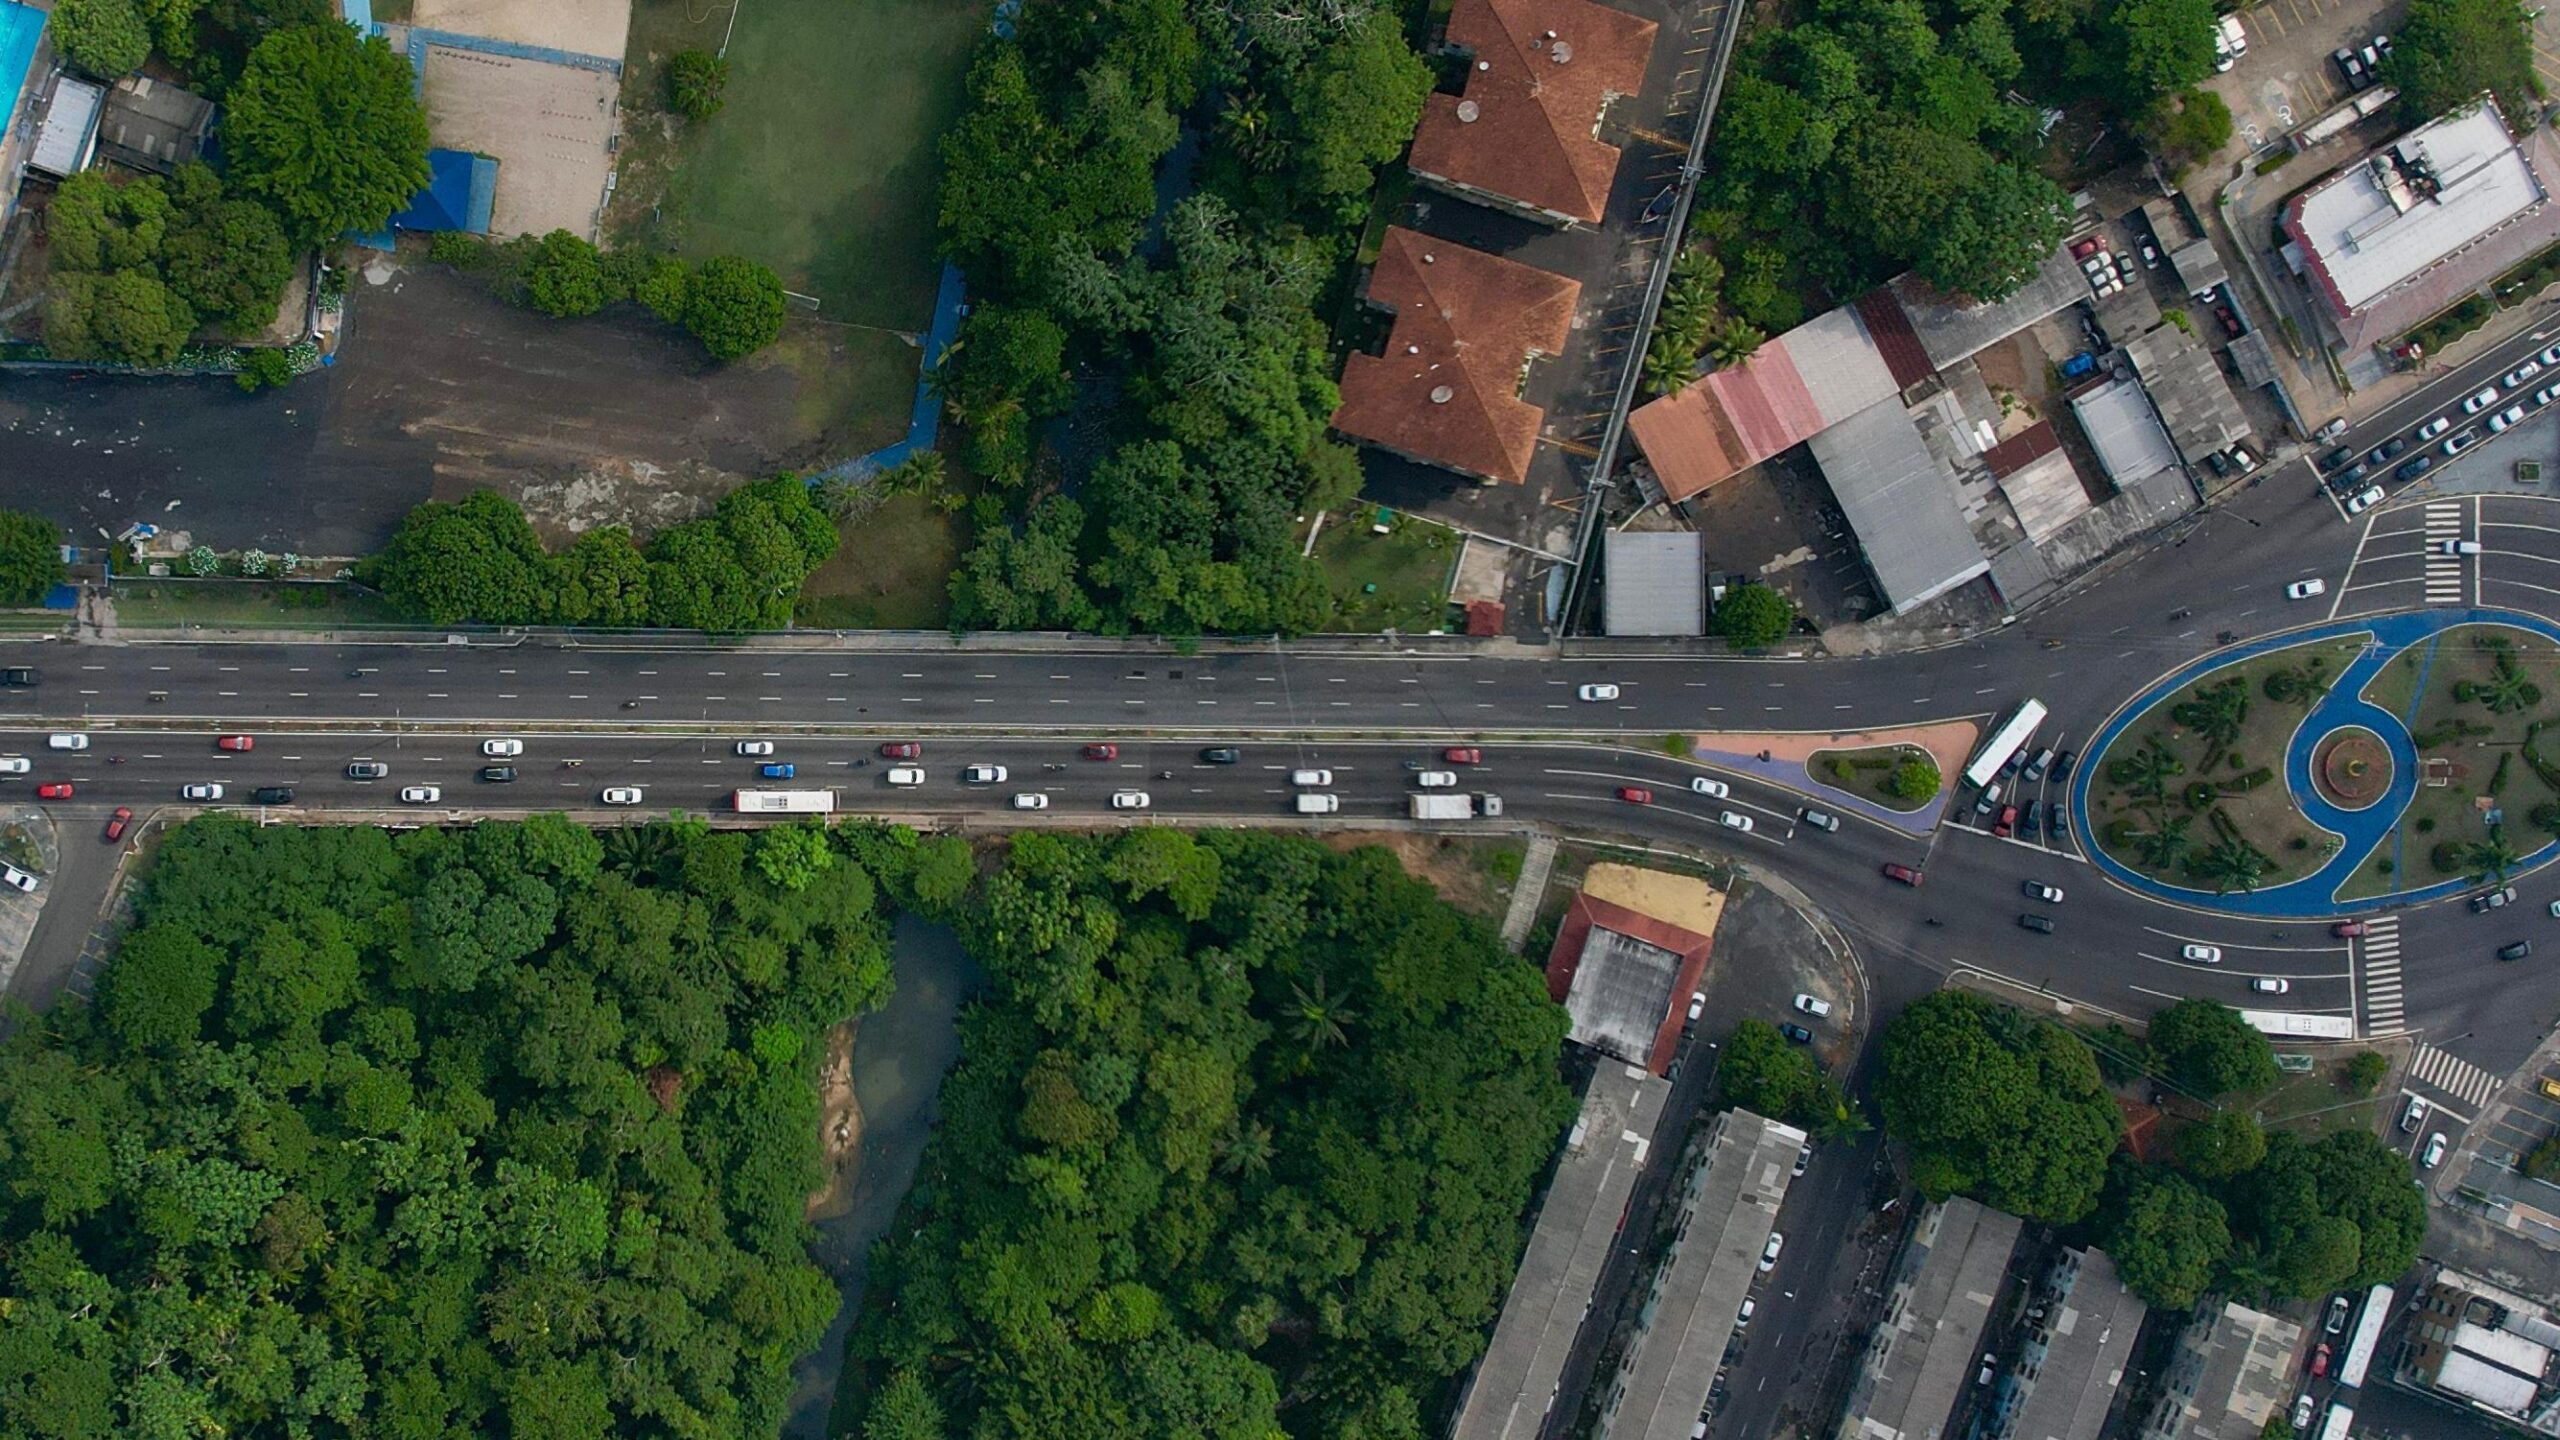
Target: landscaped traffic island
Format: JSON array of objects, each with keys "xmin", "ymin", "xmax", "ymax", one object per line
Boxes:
[
  {"xmin": 2344, "ymin": 623, "xmax": 2560, "ymax": 901},
  {"xmin": 2086, "ymin": 636, "xmax": 2362, "ymax": 893}
]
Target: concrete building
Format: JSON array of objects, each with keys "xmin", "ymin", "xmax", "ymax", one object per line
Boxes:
[
  {"xmin": 2120, "ymin": 327, "xmax": 2251, "ymax": 467},
  {"xmin": 1595, "ymin": 1108, "xmax": 1808, "ymax": 1440},
  {"xmin": 1332, "ymin": 227, "xmax": 1583, "ymax": 486},
  {"xmin": 2070, "ymin": 377, "xmax": 2181, "ymax": 487},
  {"xmin": 1976, "ymin": 1245, "xmax": 2140, "ymax": 1440},
  {"xmin": 95, "ymin": 75, "xmax": 213, "ymax": 175},
  {"xmin": 1803, "ymin": 400, "xmax": 1992, "ymax": 614},
  {"xmin": 1834, "ymin": 1198, "xmax": 2024, "ymax": 1440},
  {"xmin": 1543, "ymin": 864, "xmax": 1723, "ymax": 1076},
  {"xmin": 1406, "ymin": 0, "xmax": 1657, "ymax": 227},
  {"xmin": 1452, "ymin": 1064, "xmax": 1669, "ymax": 1440},
  {"xmin": 2281, "ymin": 97, "xmax": 2560, "ymax": 355},
  {"xmin": 2402, "ymin": 1267, "xmax": 2560, "ymax": 1432},
  {"xmin": 25, "ymin": 73, "xmax": 100, "ymax": 181},
  {"xmin": 2137, "ymin": 1302, "xmax": 2304, "ymax": 1440},
  {"xmin": 1602, "ymin": 531, "xmax": 1703, "ymax": 636}
]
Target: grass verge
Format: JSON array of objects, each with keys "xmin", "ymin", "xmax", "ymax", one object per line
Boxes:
[
  {"xmin": 794, "ymin": 491, "xmax": 965, "ymax": 630},
  {"xmin": 1806, "ymin": 742, "xmax": 1940, "ymax": 812},
  {"xmin": 109, "ymin": 581, "xmax": 408, "ymax": 629},
  {"xmin": 2346, "ymin": 624, "xmax": 2560, "ymax": 901},
  {"xmin": 1311, "ymin": 510, "xmax": 1459, "ymax": 633}
]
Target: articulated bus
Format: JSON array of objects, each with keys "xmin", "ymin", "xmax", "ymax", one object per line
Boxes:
[
  {"xmin": 732, "ymin": 790, "xmax": 836, "ymax": 815},
  {"xmin": 1963, "ymin": 699, "xmax": 2049, "ymax": 789}
]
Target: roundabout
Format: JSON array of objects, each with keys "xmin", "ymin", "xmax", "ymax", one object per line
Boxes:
[{"xmin": 2076, "ymin": 608, "xmax": 2560, "ymax": 917}]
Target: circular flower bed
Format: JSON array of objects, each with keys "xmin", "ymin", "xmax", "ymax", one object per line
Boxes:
[{"xmin": 2314, "ymin": 726, "xmax": 2392, "ymax": 810}]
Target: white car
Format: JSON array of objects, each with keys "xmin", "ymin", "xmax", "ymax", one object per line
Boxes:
[
  {"xmin": 2440, "ymin": 539, "xmax": 2483, "ymax": 555},
  {"xmin": 0, "ymin": 863, "xmax": 36, "ymax": 894},
  {"xmin": 2422, "ymin": 1132, "xmax": 2448, "ymax": 1169},
  {"xmin": 181, "ymin": 783, "xmax": 224, "ymax": 801},
  {"xmin": 1794, "ymin": 993, "xmax": 1833, "ymax": 1018},
  {"xmin": 1012, "ymin": 793, "xmax": 1049, "ymax": 810},
  {"xmin": 1415, "ymin": 770, "xmax": 1459, "ymax": 788},
  {"xmin": 2464, "ymin": 385, "xmax": 2502, "ymax": 414},
  {"xmin": 963, "ymin": 764, "xmax": 1008, "ymax": 784},
  {"xmin": 1686, "ymin": 989, "xmax": 1706, "ymax": 1022},
  {"xmin": 1110, "ymin": 791, "xmax": 1151, "ymax": 810},
  {"xmin": 2537, "ymin": 386, "xmax": 2560, "ymax": 409},
  {"xmin": 2291, "ymin": 1395, "xmax": 2317, "ymax": 1431},
  {"xmin": 0, "ymin": 757, "xmax": 27, "ymax": 775},
  {"xmin": 1291, "ymin": 769, "xmax": 1333, "ymax": 787},
  {"xmin": 2181, "ymin": 943, "xmax": 2223, "ymax": 963},
  {"xmin": 2445, "ymin": 430, "xmax": 2481, "ymax": 456},
  {"xmin": 2489, "ymin": 404, "xmax": 2529, "ymax": 433},
  {"xmin": 46, "ymin": 734, "xmax": 86, "ymax": 751},
  {"xmin": 2251, "ymin": 977, "xmax": 2291, "ymax": 994},
  {"xmin": 2402, "ymin": 1094, "xmax": 2431, "ymax": 1131},
  {"xmin": 1719, "ymin": 811, "xmax": 1754, "ymax": 833},
  {"xmin": 1577, "ymin": 683, "xmax": 1620, "ymax": 701},
  {"xmin": 399, "ymin": 785, "xmax": 442, "ymax": 805},
  {"xmin": 2345, "ymin": 486, "xmax": 2384, "ymax": 514},
  {"xmin": 2508, "ymin": 359, "xmax": 2544, "ymax": 388},
  {"xmin": 1690, "ymin": 777, "xmax": 1729, "ymax": 797},
  {"xmin": 2417, "ymin": 415, "xmax": 2454, "ymax": 440},
  {"xmin": 735, "ymin": 740, "xmax": 775, "ymax": 756},
  {"xmin": 601, "ymin": 787, "xmax": 645, "ymax": 805},
  {"xmin": 1759, "ymin": 1232, "xmax": 1785, "ymax": 1272},
  {"xmin": 886, "ymin": 767, "xmax": 926, "ymax": 786},
  {"xmin": 2286, "ymin": 578, "xmax": 2326, "ymax": 599},
  {"xmin": 481, "ymin": 738, "xmax": 524, "ymax": 758}
]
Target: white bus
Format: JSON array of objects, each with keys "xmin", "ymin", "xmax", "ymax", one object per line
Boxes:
[
  {"xmin": 732, "ymin": 789, "xmax": 836, "ymax": 815},
  {"xmin": 1963, "ymin": 700, "xmax": 2049, "ymax": 789},
  {"xmin": 2336, "ymin": 1283, "xmax": 2394, "ymax": 1390},
  {"xmin": 2242, "ymin": 1011, "xmax": 2358, "ymax": 1042},
  {"xmin": 2316, "ymin": 1401, "xmax": 2354, "ymax": 1440}
]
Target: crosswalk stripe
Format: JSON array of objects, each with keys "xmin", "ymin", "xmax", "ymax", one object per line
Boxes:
[
  {"xmin": 2410, "ymin": 1044, "xmax": 2500, "ymax": 1108},
  {"xmin": 2359, "ymin": 920, "xmax": 2405, "ymax": 1032}
]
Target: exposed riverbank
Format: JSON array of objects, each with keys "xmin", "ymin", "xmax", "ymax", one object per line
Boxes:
[{"xmin": 784, "ymin": 914, "xmax": 983, "ymax": 1440}]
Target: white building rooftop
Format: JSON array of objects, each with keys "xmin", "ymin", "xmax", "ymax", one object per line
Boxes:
[{"xmin": 2291, "ymin": 100, "xmax": 2546, "ymax": 313}]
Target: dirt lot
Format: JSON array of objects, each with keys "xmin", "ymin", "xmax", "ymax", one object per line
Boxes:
[
  {"xmin": 0, "ymin": 250, "xmax": 907, "ymax": 554},
  {"xmin": 413, "ymin": 0, "xmax": 631, "ymax": 59},
  {"xmin": 421, "ymin": 45, "xmax": 619, "ymax": 240}
]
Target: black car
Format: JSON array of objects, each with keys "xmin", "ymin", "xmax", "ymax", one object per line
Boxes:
[
  {"xmin": 2021, "ymin": 805, "xmax": 2042, "ymax": 837},
  {"xmin": 1779, "ymin": 1023, "xmax": 1814, "ymax": 1044},
  {"xmin": 2367, "ymin": 437, "xmax": 2407, "ymax": 465},
  {"xmin": 2051, "ymin": 748, "xmax": 2077, "ymax": 779},
  {"xmin": 251, "ymin": 786, "xmax": 295, "ymax": 805},
  {"xmin": 2019, "ymin": 914, "xmax": 2056, "ymax": 933},
  {"xmin": 1199, "ymin": 747, "xmax": 1242, "ymax": 764},
  {"xmin": 0, "ymin": 667, "xmax": 35, "ymax": 686},
  {"xmin": 2398, "ymin": 455, "xmax": 2435, "ymax": 482},
  {"xmin": 2336, "ymin": 461, "xmax": 2372, "ymax": 487},
  {"xmin": 2047, "ymin": 801, "xmax": 2066, "ymax": 835},
  {"xmin": 2501, "ymin": 940, "xmax": 2533, "ymax": 962},
  {"xmin": 478, "ymin": 765, "xmax": 517, "ymax": 783},
  {"xmin": 2319, "ymin": 446, "xmax": 2355, "ymax": 472}
]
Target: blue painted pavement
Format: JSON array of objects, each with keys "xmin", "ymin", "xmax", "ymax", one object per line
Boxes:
[
  {"xmin": 2072, "ymin": 608, "xmax": 2560, "ymax": 917},
  {"xmin": 814, "ymin": 262, "xmax": 966, "ymax": 484}
]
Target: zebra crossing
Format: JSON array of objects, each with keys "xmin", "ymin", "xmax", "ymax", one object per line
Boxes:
[
  {"xmin": 2410, "ymin": 1043, "xmax": 2503, "ymax": 1111},
  {"xmin": 2357, "ymin": 917, "xmax": 2403, "ymax": 1034},
  {"xmin": 2423, "ymin": 502, "xmax": 2467, "ymax": 605}
]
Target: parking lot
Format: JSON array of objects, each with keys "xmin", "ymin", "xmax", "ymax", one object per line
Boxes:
[{"xmin": 2210, "ymin": 0, "xmax": 2406, "ymax": 157}]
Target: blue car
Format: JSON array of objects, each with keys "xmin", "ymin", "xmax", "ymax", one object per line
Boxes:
[{"xmin": 759, "ymin": 762, "xmax": 796, "ymax": 779}]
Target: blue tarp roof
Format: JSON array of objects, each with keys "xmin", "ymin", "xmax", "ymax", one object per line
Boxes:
[
  {"xmin": 0, "ymin": 2, "xmax": 45, "ymax": 138},
  {"xmin": 351, "ymin": 148, "xmax": 495, "ymax": 248}
]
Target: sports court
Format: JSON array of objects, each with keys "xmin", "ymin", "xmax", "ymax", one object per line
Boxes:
[{"xmin": 412, "ymin": 0, "xmax": 630, "ymax": 62}]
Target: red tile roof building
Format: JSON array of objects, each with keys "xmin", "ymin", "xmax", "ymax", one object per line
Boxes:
[
  {"xmin": 1332, "ymin": 227, "xmax": 1582, "ymax": 485},
  {"xmin": 1407, "ymin": 0, "xmax": 1658, "ymax": 227},
  {"xmin": 1542, "ymin": 892, "xmax": 1714, "ymax": 1077}
]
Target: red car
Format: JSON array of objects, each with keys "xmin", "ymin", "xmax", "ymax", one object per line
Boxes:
[
  {"xmin": 1883, "ymin": 863, "xmax": 1924, "ymax": 886},
  {"xmin": 215, "ymin": 735, "xmax": 254, "ymax": 752},
  {"xmin": 103, "ymin": 807, "xmax": 131, "ymax": 842},
  {"xmin": 1993, "ymin": 804, "xmax": 2020, "ymax": 838},
  {"xmin": 1081, "ymin": 744, "xmax": 1118, "ymax": 760},
  {"xmin": 1616, "ymin": 786, "xmax": 1653, "ymax": 804},
  {"xmin": 36, "ymin": 782, "xmax": 71, "ymax": 800},
  {"xmin": 2310, "ymin": 1343, "xmax": 2332, "ymax": 1378},
  {"xmin": 2331, "ymin": 921, "xmax": 2368, "ymax": 938},
  {"xmin": 878, "ymin": 742, "xmax": 921, "ymax": 759},
  {"xmin": 1443, "ymin": 747, "xmax": 1484, "ymax": 765}
]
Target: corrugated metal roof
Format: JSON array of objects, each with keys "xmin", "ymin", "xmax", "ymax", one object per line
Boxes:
[
  {"xmin": 2071, "ymin": 378, "xmax": 2179, "ymax": 486},
  {"xmin": 1855, "ymin": 288, "xmax": 1934, "ymax": 390},
  {"xmin": 28, "ymin": 75, "xmax": 101, "ymax": 180},
  {"xmin": 1806, "ymin": 400, "xmax": 1989, "ymax": 613},
  {"xmin": 1626, "ymin": 312, "xmax": 1897, "ymax": 501},
  {"xmin": 1891, "ymin": 246, "xmax": 2084, "ymax": 371},
  {"xmin": 1603, "ymin": 531, "xmax": 1703, "ymax": 636},
  {"xmin": 1981, "ymin": 420, "xmax": 2060, "ymax": 477}
]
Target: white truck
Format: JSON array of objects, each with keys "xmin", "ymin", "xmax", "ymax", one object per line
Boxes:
[
  {"xmin": 1410, "ymin": 793, "xmax": 1503, "ymax": 820},
  {"xmin": 1294, "ymin": 793, "xmax": 1341, "ymax": 814}
]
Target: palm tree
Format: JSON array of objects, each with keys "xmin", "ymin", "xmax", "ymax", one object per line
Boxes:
[
  {"xmin": 1215, "ymin": 1119, "xmax": 1275, "ymax": 1178},
  {"xmin": 2133, "ymin": 814, "xmax": 2195, "ymax": 871},
  {"xmin": 2173, "ymin": 681, "xmax": 2248, "ymax": 752},
  {"xmin": 2190, "ymin": 839, "xmax": 2269, "ymax": 895},
  {"xmin": 2466, "ymin": 826, "xmax": 2524, "ymax": 882},
  {"xmin": 1642, "ymin": 331, "xmax": 1698, "ymax": 397},
  {"xmin": 2480, "ymin": 660, "xmax": 2541, "ymax": 715},
  {"xmin": 1706, "ymin": 317, "xmax": 1766, "ymax": 369},
  {"xmin": 1286, "ymin": 975, "xmax": 1358, "ymax": 1052},
  {"xmin": 1670, "ymin": 245, "xmax": 1724, "ymax": 293},
  {"xmin": 2120, "ymin": 739, "xmax": 2186, "ymax": 804}
]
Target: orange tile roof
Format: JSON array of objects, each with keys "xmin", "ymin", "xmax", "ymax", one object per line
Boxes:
[
  {"xmin": 1407, "ymin": 0, "xmax": 1658, "ymax": 225},
  {"xmin": 1332, "ymin": 227, "xmax": 1581, "ymax": 485}
]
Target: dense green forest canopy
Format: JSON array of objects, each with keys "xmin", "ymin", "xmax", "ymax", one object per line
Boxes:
[
  {"xmin": 0, "ymin": 814, "xmax": 899, "ymax": 1439},
  {"xmin": 842, "ymin": 830, "xmax": 1575, "ymax": 1440}
]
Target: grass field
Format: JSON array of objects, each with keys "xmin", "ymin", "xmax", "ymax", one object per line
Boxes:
[
  {"xmin": 1312, "ymin": 510, "xmax": 1459, "ymax": 633},
  {"xmin": 2345, "ymin": 623, "xmax": 2560, "ymax": 901},
  {"xmin": 794, "ymin": 492, "xmax": 964, "ymax": 630},
  {"xmin": 109, "ymin": 582, "xmax": 409, "ymax": 630},
  {"xmin": 618, "ymin": 0, "xmax": 983, "ymax": 328},
  {"xmin": 1806, "ymin": 743, "xmax": 1940, "ymax": 812}
]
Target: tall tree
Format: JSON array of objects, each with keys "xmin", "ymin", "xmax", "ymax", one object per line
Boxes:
[
  {"xmin": 2385, "ymin": 0, "xmax": 2539, "ymax": 125},
  {"xmin": 224, "ymin": 22, "xmax": 430, "ymax": 245}
]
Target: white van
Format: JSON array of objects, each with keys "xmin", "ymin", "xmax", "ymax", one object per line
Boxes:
[
  {"xmin": 1294, "ymin": 793, "xmax": 1340, "ymax": 814},
  {"xmin": 46, "ymin": 733, "xmax": 86, "ymax": 751},
  {"xmin": 1291, "ymin": 769, "xmax": 1333, "ymax": 787},
  {"xmin": 885, "ymin": 767, "xmax": 926, "ymax": 787},
  {"xmin": 1793, "ymin": 993, "xmax": 1834, "ymax": 1019}
]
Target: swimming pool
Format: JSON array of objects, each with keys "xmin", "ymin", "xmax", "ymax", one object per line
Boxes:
[{"xmin": 0, "ymin": 2, "xmax": 43, "ymax": 146}]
